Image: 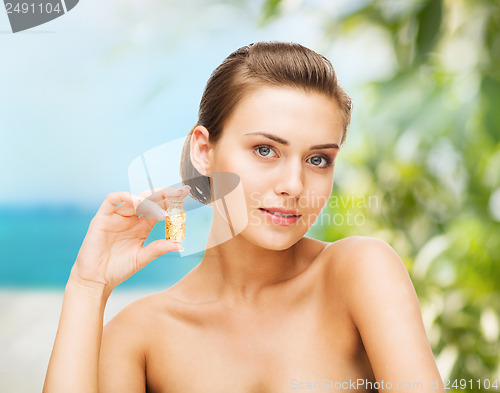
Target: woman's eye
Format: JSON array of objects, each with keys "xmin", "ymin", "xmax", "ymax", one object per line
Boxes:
[
  {"xmin": 308, "ymin": 156, "xmax": 331, "ymax": 168},
  {"xmin": 255, "ymin": 146, "xmax": 277, "ymax": 157},
  {"xmin": 254, "ymin": 146, "xmax": 332, "ymax": 168}
]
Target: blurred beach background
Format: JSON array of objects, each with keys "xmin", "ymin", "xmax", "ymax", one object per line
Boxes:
[{"xmin": 1, "ymin": 0, "xmax": 499, "ymax": 391}]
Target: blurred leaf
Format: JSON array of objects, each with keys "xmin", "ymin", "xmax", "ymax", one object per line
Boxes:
[
  {"xmin": 415, "ymin": 0, "xmax": 443, "ymax": 63},
  {"xmin": 479, "ymin": 75, "xmax": 500, "ymax": 143},
  {"xmin": 259, "ymin": 0, "xmax": 283, "ymax": 26}
]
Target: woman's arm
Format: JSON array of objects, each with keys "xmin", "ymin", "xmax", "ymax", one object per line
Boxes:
[
  {"xmin": 42, "ymin": 189, "xmax": 188, "ymax": 393},
  {"xmin": 43, "ymin": 276, "xmax": 110, "ymax": 393},
  {"xmin": 343, "ymin": 236, "xmax": 445, "ymax": 392}
]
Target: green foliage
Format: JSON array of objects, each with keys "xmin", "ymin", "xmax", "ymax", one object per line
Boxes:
[
  {"xmin": 415, "ymin": 0, "xmax": 443, "ymax": 63},
  {"xmin": 259, "ymin": 0, "xmax": 283, "ymax": 26}
]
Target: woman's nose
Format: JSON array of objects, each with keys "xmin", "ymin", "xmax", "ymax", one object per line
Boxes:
[{"xmin": 274, "ymin": 158, "xmax": 304, "ymax": 197}]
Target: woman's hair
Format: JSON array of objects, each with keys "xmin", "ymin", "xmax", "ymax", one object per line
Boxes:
[{"xmin": 180, "ymin": 41, "xmax": 352, "ymax": 205}]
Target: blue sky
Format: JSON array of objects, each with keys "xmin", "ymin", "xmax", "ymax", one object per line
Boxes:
[{"xmin": 0, "ymin": 0, "xmax": 393, "ymax": 209}]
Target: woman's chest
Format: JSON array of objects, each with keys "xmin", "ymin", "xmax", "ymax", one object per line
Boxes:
[{"xmin": 144, "ymin": 297, "xmax": 376, "ymax": 393}]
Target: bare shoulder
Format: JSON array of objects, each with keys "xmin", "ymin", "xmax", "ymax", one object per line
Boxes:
[
  {"xmin": 103, "ymin": 290, "xmax": 168, "ymax": 338},
  {"xmin": 101, "ymin": 292, "xmax": 159, "ymax": 353},
  {"xmin": 322, "ymin": 237, "xmax": 444, "ymax": 384},
  {"xmin": 320, "ymin": 235, "xmax": 415, "ymax": 312},
  {"xmin": 322, "ymin": 235, "xmax": 407, "ymax": 279},
  {"xmin": 322, "ymin": 235, "xmax": 422, "ymax": 330},
  {"xmin": 337, "ymin": 235, "xmax": 409, "ymax": 287},
  {"xmin": 106, "ymin": 291, "xmax": 155, "ymax": 321}
]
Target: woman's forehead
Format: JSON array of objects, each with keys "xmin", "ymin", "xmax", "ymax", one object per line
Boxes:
[{"xmin": 222, "ymin": 86, "xmax": 344, "ymax": 145}]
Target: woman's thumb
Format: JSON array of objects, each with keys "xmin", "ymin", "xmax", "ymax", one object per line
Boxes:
[{"xmin": 137, "ymin": 240, "xmax": 184, "ymax": 268}]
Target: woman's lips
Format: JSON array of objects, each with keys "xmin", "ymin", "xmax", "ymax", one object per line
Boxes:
[{"xmin": 259, "ymin": 208, "xmax": 301, "ymax": 226}]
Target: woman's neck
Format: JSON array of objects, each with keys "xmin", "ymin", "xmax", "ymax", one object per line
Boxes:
[
  {"xmin": 197, "ymin": 235, "xmax": 308, "ymax": 305},
  {"xmin": 172, "ymin": 206, "xmax": 313, "ymax": 306}
]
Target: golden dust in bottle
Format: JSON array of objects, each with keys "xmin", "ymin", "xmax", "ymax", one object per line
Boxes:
[{"xmin": 165, "ymin": 198, "xmax": 186, "ymax": 241}]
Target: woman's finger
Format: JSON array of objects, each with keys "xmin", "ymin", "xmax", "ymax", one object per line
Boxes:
[
  {"xmin": 133, "ymin": 185, "xmax": 191, "ymax": 217},
  {"xmin": 136, "ymin": 198, "xmax": 167, "ymax": 220},
  {"xmin": 96, "ymin": 192, "xmax": 135, "ymax": 216},
  {"xmin": 114, "ymin": 202, "xmax": 137, "ymax": 217},
  {"xmin": 96, "ymin": 186, "xmax": 191, "ymax": 218},
  {"xmin": 138, "ymin": 185, "xmax": 191, "ymax": 205}
]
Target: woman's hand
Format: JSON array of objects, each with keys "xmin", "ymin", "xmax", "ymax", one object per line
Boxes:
[{"xmin": 69, "ymin": 186, "xmax": 190, "ymax": 294}]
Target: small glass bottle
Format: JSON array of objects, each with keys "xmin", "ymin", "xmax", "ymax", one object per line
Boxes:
[{"xmin": 165, "ymin": 197, "xmax": 186, "ymax": 241}]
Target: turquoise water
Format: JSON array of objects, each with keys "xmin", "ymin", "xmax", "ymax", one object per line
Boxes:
[{"xmin": 0, "ymin": 205, "xmax": 202, "ymax": 290}]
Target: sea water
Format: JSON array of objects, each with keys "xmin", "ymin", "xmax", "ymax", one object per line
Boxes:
[{"xmin": 0, "ymin": 204, "xmax": 201, "ymax": 290}]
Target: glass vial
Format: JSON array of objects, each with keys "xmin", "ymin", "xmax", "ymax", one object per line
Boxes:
[{"xmin": 165, "ymin": 197, "xmax": 186, "ymax": 241}]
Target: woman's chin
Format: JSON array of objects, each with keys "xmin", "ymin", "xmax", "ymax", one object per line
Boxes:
[{"xmin": 245, "ymin": 229, "xmax": 302, "ymax": 251}]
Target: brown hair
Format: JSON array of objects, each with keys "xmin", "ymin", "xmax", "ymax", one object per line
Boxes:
[{"xmin": 180, "ymin": 41, "xmax": 352, "ymax": 205}]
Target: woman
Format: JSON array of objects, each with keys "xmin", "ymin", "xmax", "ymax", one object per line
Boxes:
[{"xmin": 43, "ymin": 41, "xmax": 445, "ymax": 392}]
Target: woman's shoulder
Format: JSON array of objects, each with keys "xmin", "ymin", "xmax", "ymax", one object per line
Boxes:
[
  {"xmin": 316, "ymin": 236, "xmax": 415, "ymax": 327},
  {"xmin": 100, "ymin": 294, "xmax": 160, "ymax": 373},
  {"xmin": 105, "ymin": 286, "xmax": 187, "ymax": 336},
  {"xmin": 104, "ymin": 291, "xmax": 163, "ymax": 331},
  {"xmin": 321, "ymin": 235, "xmax": 399, "ymax": 261},
  {"xmin": 319, "ymin": 235, "xmax": 406, "ymax": 284}
]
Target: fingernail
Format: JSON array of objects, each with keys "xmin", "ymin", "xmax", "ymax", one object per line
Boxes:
[{"xmin": 171, "ymin": 241, "xmax": 184, "ymax": 251}]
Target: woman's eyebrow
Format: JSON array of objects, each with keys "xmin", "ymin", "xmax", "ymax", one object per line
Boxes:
[{"xmin": 244, "ymin": 131, "xmax": 340, "ymax": 150}]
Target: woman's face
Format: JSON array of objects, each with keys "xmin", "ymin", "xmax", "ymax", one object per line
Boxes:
[{"xmin": 208, "ymin": 86, "xmax": 344, "ymax": 250}]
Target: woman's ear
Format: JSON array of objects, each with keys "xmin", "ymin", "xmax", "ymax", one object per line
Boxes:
[{"xmin": 190, "ymin": 125, "xmax": 213, "ymax": 176}]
